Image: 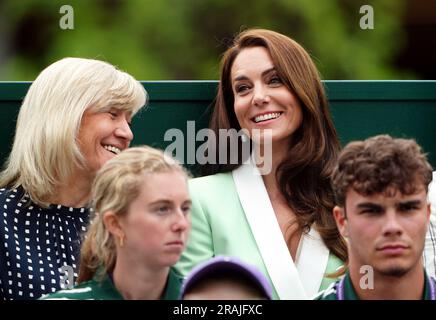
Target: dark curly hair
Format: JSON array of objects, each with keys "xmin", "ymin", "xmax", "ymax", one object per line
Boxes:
[{"xmin": 332, "ymin": 135, "xmax": 433, "ymax": 208}]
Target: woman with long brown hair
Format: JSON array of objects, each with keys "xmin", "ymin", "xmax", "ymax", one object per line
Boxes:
[{"xmin": 176, "ymin": 28, "xmax": 347, "ymax": 299}]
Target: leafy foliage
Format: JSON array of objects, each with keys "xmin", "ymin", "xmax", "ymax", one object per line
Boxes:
[{"xmin": 0, "ymin": 0, "xmax": 413, "ymax": 80}]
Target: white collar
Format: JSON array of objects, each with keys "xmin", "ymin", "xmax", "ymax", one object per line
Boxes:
[{"xmin": 232, "ymin": 158, "xmax": 330, "ymax": 299}]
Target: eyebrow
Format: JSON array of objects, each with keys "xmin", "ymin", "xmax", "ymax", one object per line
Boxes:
[
  {"xmin": 356, "ymin": 199, "xmax": 423, "ymax": 210},
  {"xmin": 148, "ymin": 199, "xmax": 192, "ymax": 206},
  {"xmin": 397, "ymin": 200, "xmax": 422, "ymax": 207},
  {"xmin": 233, "ymin": 67, "xmax": 276, "ymax": 82},
  {"xmin": 149, "ymin": 200, "xmax": 171, "ymax": 206},
  {"xmin": 357, "ymin": 203, "xmax": 383, "ymax": 210}
]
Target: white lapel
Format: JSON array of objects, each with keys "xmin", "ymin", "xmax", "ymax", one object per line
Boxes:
[
  {"xmin": 232, "ymin": 158, "xmax": 330, "ymax": 299},
  {"xmin": 232, "ymin": 159, "xmax": 308, "ymax": 300},
  {"xmin": 295, "ymin": 227, "xmax": 330, "ymax": 297}
]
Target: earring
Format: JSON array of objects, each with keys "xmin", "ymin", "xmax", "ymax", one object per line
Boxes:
[{"xmin": 119, "ymin": 234, "xmax": 125, "ymax": 248}]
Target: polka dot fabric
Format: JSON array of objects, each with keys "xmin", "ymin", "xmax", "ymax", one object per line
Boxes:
[{"xmin": 0, "ymin": 187, "xmax": 89, "ymax": 300}]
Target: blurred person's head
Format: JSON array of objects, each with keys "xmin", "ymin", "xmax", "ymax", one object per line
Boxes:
[
  {"xmin": 78, "ymin": 146, "xmax": 191, "ymax": 283},
  {"xmin": 181, "ymin": 256, "xmax": 273, "ymax": 300},
  {"xmin": 0, "ymin": 57, "xmax": 147, "ymax": 206},
  {"xmin": 332, "ymin": 135, "xmax": 432, "ymax": 278}
]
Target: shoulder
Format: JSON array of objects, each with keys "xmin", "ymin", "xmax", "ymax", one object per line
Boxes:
[
  {"xmin": 318, "ymin": 255, "xmax": 345, "ymax": 291},
  {"xmin": 189, "ymin": 172, "xmax": 234, "ymax": 191},
  {"xmin": 39, "ymin": 281, "xmax": 96, "ymax": 300},
  {"xmin": 313, "ymin": 281, "xmax": 338, "ymax": 300},
  {"xmin": 0, "ymin": 187, "xmax": 26, "ymax": 204},
  {"xmin": 326, "ymin": 254, "xmax": 345, "ymax": 274},
  {"xmin": 169, "ymin": 267, "xmax": 184, "ymax": 284},
  {"xmin": 189, "ymin": 172, "xmax": 239, "ymax": 206},
  {"xmin": 0, "ymin": 187, "xmax": 34, "ymax": 227},
  {"xmin": 164, "ymin": 268, "xmax": 184, "ymax": 300},
  {"xmin": 188, "ymin": 172, "xmax": 243, "ymax": 215}
]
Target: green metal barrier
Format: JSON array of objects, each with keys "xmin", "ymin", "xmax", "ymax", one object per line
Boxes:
[{"xmin": 0, "ymin": 81, "xmax": 435, "ymax": 174}]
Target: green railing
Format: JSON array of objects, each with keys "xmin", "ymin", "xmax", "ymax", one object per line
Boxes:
[{"xmin": 1, "ymin": 81, "xmax": 435, "ymax": 173}]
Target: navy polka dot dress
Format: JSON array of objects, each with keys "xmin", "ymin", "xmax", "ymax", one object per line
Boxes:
[{"xmin": 0, "ymin": 187, "xmax": 89, "ymax": 300}]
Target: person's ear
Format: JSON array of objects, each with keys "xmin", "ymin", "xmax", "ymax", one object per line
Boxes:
[
  {"xmin": 103, "ymin": 211, "xmax": 124, "ymax": 240},
  {"xmin": 333, "ymin": 206, "xmax": 348, "ymax": 238}
]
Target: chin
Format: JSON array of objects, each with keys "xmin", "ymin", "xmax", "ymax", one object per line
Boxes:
[
  {"xmin": 379, "ymin": 267, "xmax": 409, "ymax": 278},
  {"xmin": 377, "ymin": 262, "xmax": 412, "ymax": 278},
  {"xmin": 160, "ymin": 255, "xmax": 182, "ymax": 268}
]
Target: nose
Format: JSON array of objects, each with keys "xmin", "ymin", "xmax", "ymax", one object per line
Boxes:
[
  {"xmin": 382, "ymin": 210, "xmax": 403, "ymax": 237},
  {"xmin": 252, "ymin": 84, "xmax": 270, "ymax": 107},
  {"xmin": 171, "ymin": 211, "xmax": 190, "ymax": 233},
  {"xmin": 115, "ymin": 118, "xmax": 134, "ymax": 143}
]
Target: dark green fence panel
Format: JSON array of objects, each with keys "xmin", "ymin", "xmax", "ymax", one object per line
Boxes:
[
  {"xmin": 0, "ymin": 81, "xmax": 435, "ymax": 174},
  {"xmin": 326, "ymin": 81, "xmax": 436, "ymax": 168}
]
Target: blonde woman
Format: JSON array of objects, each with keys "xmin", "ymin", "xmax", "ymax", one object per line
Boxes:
[
  {"xmin": 41, "ymin": 146, "xmax": 191, "ymax": 300},
  {"xmin": 0, "ymin": 58, "xmax": 147, "ymax": 300}
]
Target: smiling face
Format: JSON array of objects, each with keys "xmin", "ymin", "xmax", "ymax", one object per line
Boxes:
[
  {"xmin": 117, "ymin": 171, "xmax": 191, "ymax": 268},
  {"xmin": 231, "ymin": 46, "xmax": 303, "ymax": 147},
  {"xmin": 334, "ymin": 187, "xmax": 430, "ymax": 277},
  {"xmin": 77, "ymin": 107, "xmax": 133, "ymax": 175}
]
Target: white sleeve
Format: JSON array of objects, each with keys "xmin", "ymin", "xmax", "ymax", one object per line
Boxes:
[{"xmin": 424, "ymin": 171, "xmax": 436, "ymax": 278}]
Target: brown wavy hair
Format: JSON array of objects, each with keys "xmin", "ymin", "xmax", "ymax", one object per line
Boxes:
[{"xmin": 204, "ymin": 28, "xmax": 347, "ymax": 265}]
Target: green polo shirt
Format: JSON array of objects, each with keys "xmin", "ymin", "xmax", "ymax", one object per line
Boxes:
[
  {"xmin": 315, "ymin": 270, "xmax": 436, "ymax": 300},
  {"xmin": 40, "ymin": 268, "xmax": 183, "ymax": 300}
]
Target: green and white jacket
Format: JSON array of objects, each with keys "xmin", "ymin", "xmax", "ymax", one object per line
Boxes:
[{"xmin": 176, "ymin": 158, "xmax": 344, "ymax": 300}]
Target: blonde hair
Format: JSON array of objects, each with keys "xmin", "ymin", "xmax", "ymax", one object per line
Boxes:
[
  {"xmin": 0, "ymin": 57, "xmax": 147, "ymax": 207},
  {"xmin": 78, "ymin": 146, "xmax": 189, "ymax": 283}
]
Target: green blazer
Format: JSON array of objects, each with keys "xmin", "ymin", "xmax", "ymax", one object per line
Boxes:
[{"xmin": 175, "ymin": 171, "xmax": 343, "ymax": 300}]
